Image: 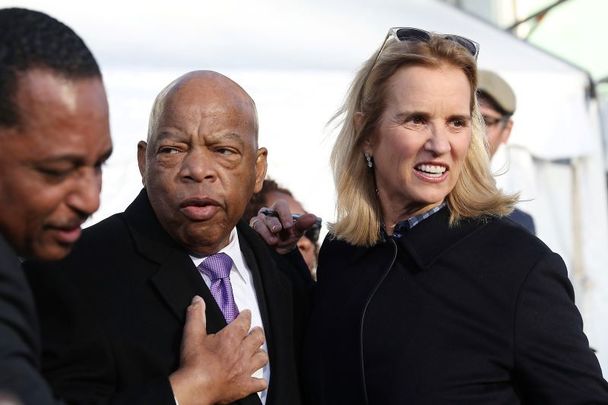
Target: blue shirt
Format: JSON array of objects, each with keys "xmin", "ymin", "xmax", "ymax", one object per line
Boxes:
[{"xmin": 387, "ymin": 202, "xmax": 447, "ymax": 239}]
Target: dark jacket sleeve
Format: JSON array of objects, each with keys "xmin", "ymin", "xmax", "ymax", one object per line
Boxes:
[
  {"xmin": 513, "ymin": 252, "xmax": 608, "ymax": 402},
  {"xmin": 25, "ymin": 261, "xmax": 176, "ymax": 405},
  {"xmin": 0, "ymin": 238, "xmax": 63, "ymax": 405}
]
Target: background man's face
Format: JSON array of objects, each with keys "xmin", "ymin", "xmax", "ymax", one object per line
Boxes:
[
  {"xmin": 0, "ymin": 69, "xmax": 112, "ymax": 260},
  {"xmin": 479, "ymin": 98, "xmax": 513, "ymax": 158},
  {"xmin": 139, "ymin": 77, "xmax": 267, "ymax": 256}
]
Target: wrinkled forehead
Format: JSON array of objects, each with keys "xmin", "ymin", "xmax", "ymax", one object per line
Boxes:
[{"xmin": 148, "ymin": 75, "xmax": 258, "ymax": 144}]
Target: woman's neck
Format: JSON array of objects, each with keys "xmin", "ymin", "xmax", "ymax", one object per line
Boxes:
[{"xmin": 381, "ymin": 200, "xmax": 444, "ymax": 235}]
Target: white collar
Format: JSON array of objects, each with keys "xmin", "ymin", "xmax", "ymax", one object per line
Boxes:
[{"xmin": 189, "ymin": 227, "xmax": 247, "ymax": 283}]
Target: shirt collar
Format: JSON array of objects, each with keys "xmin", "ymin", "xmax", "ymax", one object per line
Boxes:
[
  {"xmin": 189, "ymin": 227, "xmax": 248, "ymax": 283},
  {"xmin": 386, "ymin": 202, "xmax": 447, "ymax": 239}
]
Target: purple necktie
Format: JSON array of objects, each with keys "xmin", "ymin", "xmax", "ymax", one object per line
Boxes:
[{"xmin": 198, "ymin": 253, "xmax": 239, "ymax": 323}]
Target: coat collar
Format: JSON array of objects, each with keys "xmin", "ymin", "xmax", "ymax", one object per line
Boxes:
[
  {"xmin": 122, "ymin": 189, "xmax": 291, "ymax": 344},
  {"xmin": 395, "ymin": 207, "xmax": 489, "ymax": 270},
  {"xmin": 332, "ymin": 207, "xmax": 488, "ymax": 270},
  {"xmin": 123, "ymin": 189, "xmax": 227, "ymax": 331}
]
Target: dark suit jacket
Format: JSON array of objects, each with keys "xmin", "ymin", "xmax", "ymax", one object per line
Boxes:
[
  {"xmin": 303, "ymin": 208, "xmax": 608, "ymax": 404},
  {"xmin": 507, "ymin": 207, "xmax": 536, "ymax": 235},
  {"xmin": 25, "ymin": 190, "xmax": 311, "ymax": 405},
  {"xmin": 0, "ymin": 234, "xmax": 61, "ymax": 404}
]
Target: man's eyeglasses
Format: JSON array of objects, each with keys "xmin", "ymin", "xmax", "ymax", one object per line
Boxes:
[
  {"xmin": 482, "ymin": 115, "xmax": 508, "ymax": 128},
  {"xmin": 374, "ymin": 27, "xmax": 480, "ymax": 66}
]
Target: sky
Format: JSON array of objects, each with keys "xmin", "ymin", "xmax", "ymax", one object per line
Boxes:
[{"xmin": 526, "ymin": 0, "xmax": 608, "ymax": 80}]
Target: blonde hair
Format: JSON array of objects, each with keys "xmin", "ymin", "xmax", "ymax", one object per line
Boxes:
[{"xmin": 329, "ymin": 35, "xmax": 517, "ymax": 246}]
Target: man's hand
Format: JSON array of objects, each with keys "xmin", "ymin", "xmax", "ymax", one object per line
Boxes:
[
  {"xmin": 249, "ymin": 199, "xmax": 319, "ymax": 255},
  {"xmin": 169, "ymin": 296, "xmax": 268, "ymax": 405}
]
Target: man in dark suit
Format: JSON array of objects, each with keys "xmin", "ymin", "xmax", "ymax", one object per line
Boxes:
[
  {"xmin": 0, "ymin": 8, "xmax": 113, "ymax": 404},
  {"xmin": 26, "ymin": 71, "xmax": 313, "ymax": 405}
]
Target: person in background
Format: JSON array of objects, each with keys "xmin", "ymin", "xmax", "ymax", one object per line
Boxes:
[
  {"xmin": 0, "ymin": 8, "xmax": 113, "ymax": 404},
  {"xmin": 244, "ymin": 179, "xmax": 320, "ymax": 278},
  {"xmin": 25, "ymin": 71, "xmax": 313, "ymax": 405},
  {"xmin": 251, "ymin": 27, "xmax": 608, "ymax": 404},
  {"xmin": 478, "ymin": 69, "xmax": 535, "ymax": 234}
]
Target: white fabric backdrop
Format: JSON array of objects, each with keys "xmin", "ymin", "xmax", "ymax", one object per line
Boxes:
[{"xmin": 8, "ymin": 0, "xmax": 608, "ymax": 374}]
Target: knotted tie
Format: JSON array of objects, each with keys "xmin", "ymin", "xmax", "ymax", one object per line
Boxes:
[{"xmin": 198, "ymin": 253, "xmax": 239, "ymax": 323}]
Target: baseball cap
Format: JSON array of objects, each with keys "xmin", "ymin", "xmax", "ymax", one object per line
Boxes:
[{"xmin": 477, "ymin": 70, "xmax": 516, "ymax": 115}]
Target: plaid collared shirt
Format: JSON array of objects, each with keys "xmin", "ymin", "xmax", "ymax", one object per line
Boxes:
[{"xmin": 389, "ymin": 202, "xmax": 446, "ymax": 239}]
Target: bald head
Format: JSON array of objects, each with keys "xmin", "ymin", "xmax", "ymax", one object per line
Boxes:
[
  {"xmin": 147, "ymin": 70, "xmax": 258, "ymax": 144},
  {"xmin": 137, "ymin": 70, "xmax": 267, "ymax": 255}
]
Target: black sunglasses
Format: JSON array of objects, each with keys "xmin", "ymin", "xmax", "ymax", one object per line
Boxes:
[
  {"xmin": 374, "ymin": 27, "xmax": 480, "ymax": 65},
  {"xmin": 303, "ymin": 221, "xmax": 321, "ymax": 244}
]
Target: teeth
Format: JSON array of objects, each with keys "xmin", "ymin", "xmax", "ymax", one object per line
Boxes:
[{"xmin": 417, "ymin": 164, "xmax": 446, "ymax": 175}]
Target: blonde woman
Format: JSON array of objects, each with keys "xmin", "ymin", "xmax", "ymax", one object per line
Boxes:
[{"xmin": 251, "ymin": 27, "xmax": 608, "ymax": 404}]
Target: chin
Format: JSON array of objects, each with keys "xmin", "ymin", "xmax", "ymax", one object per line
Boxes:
[
  {"xmin": 31, "ymin": 244, "xmax": 73, "ymax": 262},
  {"xmin": 182, "ymin": 227, "xmax": 231, "ymax": 254}
]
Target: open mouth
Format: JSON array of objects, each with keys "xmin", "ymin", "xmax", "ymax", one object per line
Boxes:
[
  {"xmin": 415, "ymin": 163, "xmax": 447, "ymax": 178},
  {"xmin": 179, "ymin": 198, "xmax": 221, "ymax": 221}
]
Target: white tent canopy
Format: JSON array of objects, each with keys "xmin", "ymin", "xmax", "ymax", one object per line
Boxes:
[{"xmin": 10, "ymin": 0, "xmax": 608, "ymax": 373}]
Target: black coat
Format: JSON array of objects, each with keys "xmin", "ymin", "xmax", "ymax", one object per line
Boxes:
[
  {"xmin": 0, "ymin": 234, "xmax": 62, "ymax": 404},
  {"xmin": 303, "ymin": 207, "xmax": 608, "ymax": 404},
  {"xmin": 25, "ymin": 190, "xmax": 311, "ymax": 405}
]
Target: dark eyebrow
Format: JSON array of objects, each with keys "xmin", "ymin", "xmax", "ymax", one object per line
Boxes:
[
  {"xmin": 394, "ymin": 111, "xmax": 430, "ymax": 121},
  {"xmin": 448, "ymin": 114, "xmax": 472, "ymax": 121},
  {"xmin": 208, "ymin": 132, "xmax": 246, "ymax": 146},
  {"xmin": 37, "ymin": 147, "xmax": 113, "ymax": 166},
  {"xmin": 154, "ymin": 129, "xmax": 186, "ymax": 143}
]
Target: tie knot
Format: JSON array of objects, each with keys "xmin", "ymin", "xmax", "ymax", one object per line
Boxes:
[{"xmin": 198, "ymin": 253, "xmax": 233, "ymax": 280}]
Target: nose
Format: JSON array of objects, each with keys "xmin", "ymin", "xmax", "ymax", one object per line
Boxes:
[
  {"xmin": 66, "ymin": 168, "xmax": 101, "ymax": 217},
  {"xmin": 425, "ymin": 124, "xmax": 451, "ymax": 156},
  {"xmin": 179, "ymin": 149, "xmax": 215, "ymax": 183}
]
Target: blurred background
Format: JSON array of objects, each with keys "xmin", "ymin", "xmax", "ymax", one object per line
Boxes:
[{"xmin": 5, "ymin": 0, "xmax": 608, "ymax": 373}]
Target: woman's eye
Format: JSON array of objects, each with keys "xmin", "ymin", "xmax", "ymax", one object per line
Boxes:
[
  {"xmin": 408, "ymin": 115, "xmax": 425, "ymax": 125},
  {"xmin": 451, "ymin": 118, "xmax": 468, "ymax": 128}
]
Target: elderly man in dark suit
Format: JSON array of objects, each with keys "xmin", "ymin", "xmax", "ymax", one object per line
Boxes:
[
  {"xmin": 26, "ymin": 71, "xmax": 313, "ymax": 405},
  {"xmin": 0, "ymin": 8, "xmax": 113, "ymax": 404}
]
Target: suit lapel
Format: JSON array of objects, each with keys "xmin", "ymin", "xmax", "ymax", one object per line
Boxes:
[
  {"xmin": 239, "ymin": 232, "xmax": 272, "ymax": 338},
  {"xmin": 123, "ymin": 193, "xmax": 272, "ymax": 405},
  {"xmin": 237, "ymin": 222, "xmax": 295, "ymax": 405},
  {"xmin": 124, "ymin": 189, "xmax": 227, "ymax": 333}
]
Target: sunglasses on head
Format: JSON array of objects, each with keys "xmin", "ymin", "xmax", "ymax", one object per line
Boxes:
[{"xmin": 374, "ymin": 27, "xmax": 480, "ymax": 65}]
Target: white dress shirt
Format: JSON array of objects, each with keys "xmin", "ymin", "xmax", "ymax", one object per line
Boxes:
[{"xmin": 190, "ymin": 227, "xmax": 269, "ymax": 404}]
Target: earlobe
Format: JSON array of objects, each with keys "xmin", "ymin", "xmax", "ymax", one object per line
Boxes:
[
  {"xmin": 137, "ymin": 141, "xmax": 148, "ymax": 186},
  {"xmin": 362, "ymin": 137, "xmax": 373, "ymax": 156}
]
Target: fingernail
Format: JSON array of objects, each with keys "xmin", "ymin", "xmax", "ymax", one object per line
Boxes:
[{"xmin": 191, "ymin": 295, "xmax": 202, "ymax": 304}]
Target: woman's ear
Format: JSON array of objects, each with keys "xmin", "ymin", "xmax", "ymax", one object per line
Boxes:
[{"xmin": 354, "ymin": 111, "xmax": 365, "ymax": 133}]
